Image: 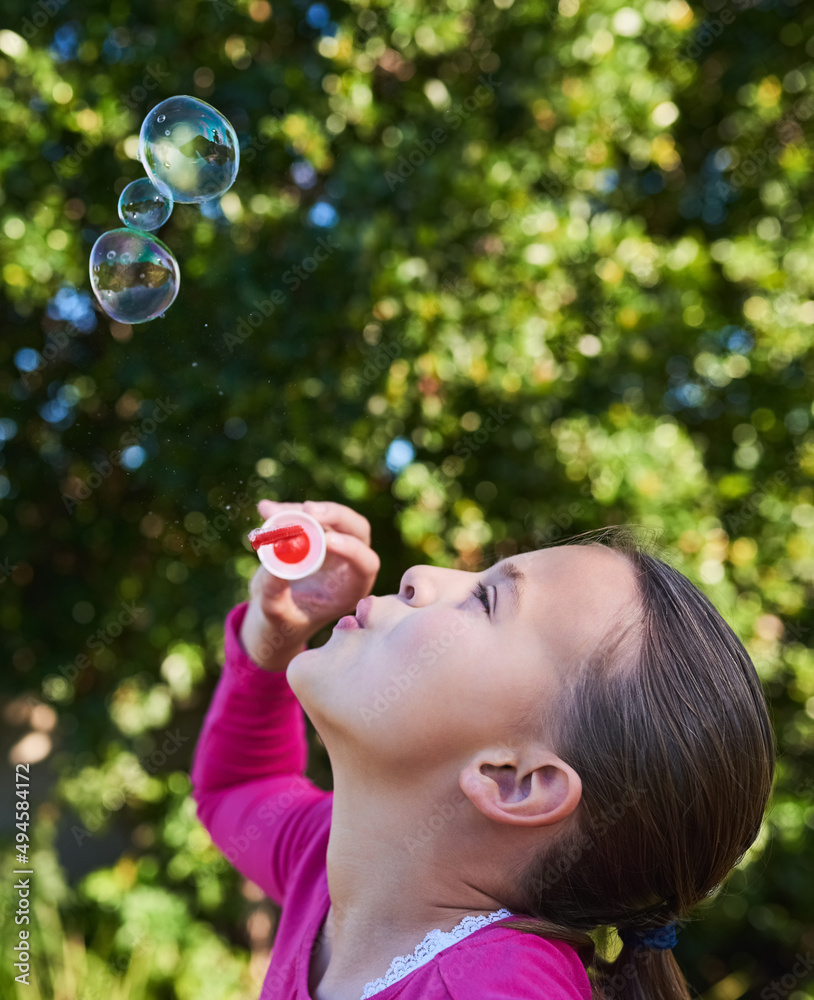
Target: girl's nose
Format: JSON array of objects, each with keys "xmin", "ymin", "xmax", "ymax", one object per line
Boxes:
[
  {"xmin": 398, "ymin": 565, "xmax": 419, "ymax": 603},
  {"xmin": 398, "ymin": 564, "xmax": 460, "ymax": 607}
]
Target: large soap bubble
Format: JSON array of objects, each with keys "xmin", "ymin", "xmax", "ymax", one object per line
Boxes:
[
  {"xmin": 138, "ymin": 95, "xmax": 239, "ymax": 204},
  {"xmin": 118, "ymin": 177, "xmax": 173, "ymax": 231},
  {"xmin": 89, "ymin": 228, "xmax": 180, "ymax": 324}
]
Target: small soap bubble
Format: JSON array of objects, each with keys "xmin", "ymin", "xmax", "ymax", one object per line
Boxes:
[
  {"xmin": 89, "ymin": 228, "xmax": 180, "ymax": 324},
  {"xmin": 138, "ymin": 95, "xmax": 240, "ymax": 204},
  {"xmin": 118, "ymin": 177, "xmax": 173, "ymax": 231}
]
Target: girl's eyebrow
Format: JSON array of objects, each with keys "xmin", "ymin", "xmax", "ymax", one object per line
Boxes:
[{"xmin": 492, "ymin": 556, "xmax": 525, "ymax": 615}]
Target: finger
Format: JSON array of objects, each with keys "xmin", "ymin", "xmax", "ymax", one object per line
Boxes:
[
  {"xmin": 249, "ymin": 563, "xmax": 286, "ymax": 601},
  {"xmin": 257, "ymin": 499, "xmax": 304, "ymax": 518},
  {"xmin": 254, "ymin": 499, "xmax": 373, "ymax": 547},
  {"xmin": 254, "ymin": 499, "xmax": 371, "ymax": 544},
  {"xmin": 324, "ymin": 531, "xmax": 380, "ymax": 588},
  {"xmin": 255, "ymin": 571, "xmax": 307, "ymax": 621},
  {"xmin": 303, "ymin": 501, "xmax": 372, "ymax": 546}
]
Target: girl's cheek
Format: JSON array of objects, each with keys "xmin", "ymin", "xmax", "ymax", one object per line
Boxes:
[{"xmin": 374, "ymin": 613, "xmax": 456, "ymax": 696}]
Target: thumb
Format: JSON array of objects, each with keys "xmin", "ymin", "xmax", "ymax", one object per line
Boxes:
[
  {"xmin": 249, "ymin": 563, "xmax": 288, "ymax": 602},
  {"xmin": 261, "ymin": 568, "xmax": 289, "ymax": 596}
]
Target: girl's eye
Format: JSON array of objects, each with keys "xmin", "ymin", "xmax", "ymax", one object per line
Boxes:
[{"xmin": 473, "ymin": 582, "xmax": 490, "ymax": 617}]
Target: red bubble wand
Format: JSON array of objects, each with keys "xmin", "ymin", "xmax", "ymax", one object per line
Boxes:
[{"xmin": 249, "ymin": 524, "xmax": 311, "ymax": 564}]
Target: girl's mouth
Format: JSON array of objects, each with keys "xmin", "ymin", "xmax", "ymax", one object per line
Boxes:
[{"xmin": 334, "ymin": 615, "xmax": 362, "ymax": 630}]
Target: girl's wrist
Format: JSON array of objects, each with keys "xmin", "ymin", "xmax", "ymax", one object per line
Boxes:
[{"xmin": 239, "ymin": 602, "xmax": 310, "ymax": 672}]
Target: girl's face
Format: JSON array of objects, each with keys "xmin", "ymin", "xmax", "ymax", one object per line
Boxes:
[{"xmin": 287, "ymin": 543, "xmax": 638, "ymax": 773}]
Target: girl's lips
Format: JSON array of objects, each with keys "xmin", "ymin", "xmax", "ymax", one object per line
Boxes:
[{"xmin": 334, "ymin": 615, "xmax": 361, "ymax": 630}]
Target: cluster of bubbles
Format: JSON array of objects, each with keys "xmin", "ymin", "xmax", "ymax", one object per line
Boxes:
[{"xmin": 89, "ymin": 96, "xmax": 240, "ymax": 325}]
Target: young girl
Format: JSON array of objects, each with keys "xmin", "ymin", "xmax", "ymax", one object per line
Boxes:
[{"xmin": 190, "ymin": 499, "xmax": 776, "ymax": 1000}]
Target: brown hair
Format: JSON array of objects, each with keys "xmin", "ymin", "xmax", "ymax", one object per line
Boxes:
[{"xmin": 499, "ymin": 525, "xmax": 777, "ymax": 1000}]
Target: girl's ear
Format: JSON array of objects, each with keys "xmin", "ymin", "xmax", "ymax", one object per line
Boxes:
[{"xmin": 459, "ymin": 752, "xmax": 582, "ymax": 828}]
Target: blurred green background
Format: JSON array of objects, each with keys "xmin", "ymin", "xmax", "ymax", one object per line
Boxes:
[{"xmin": 1, "ymin": 0, "xmax": 813, "ymax": 997}]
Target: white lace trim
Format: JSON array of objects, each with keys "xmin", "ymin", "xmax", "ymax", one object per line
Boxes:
[{"xmin": 359, "ymin": 908, "xmax": 513, "ymax": 999}]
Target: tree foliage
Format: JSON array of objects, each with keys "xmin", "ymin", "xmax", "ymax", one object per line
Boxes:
[{"xmin": 1, "ymin": 0, "xmax": 813, "ymax": 997}]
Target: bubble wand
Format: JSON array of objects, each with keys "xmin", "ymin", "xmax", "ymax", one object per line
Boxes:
[{"xmin": 250, "ymin": 510, "xmax": 327, "ymax": 580}]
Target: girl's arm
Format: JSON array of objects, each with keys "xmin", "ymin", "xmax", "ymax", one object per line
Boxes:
[
  {"xmin": 190, "ymin": 499, "xmax": 379, "ymax": 904},
  {"xmin": 189, "ymin": 601, "xmax": 329, "ymax": 905}
]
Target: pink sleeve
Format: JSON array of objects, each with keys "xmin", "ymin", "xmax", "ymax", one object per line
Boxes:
[{"xmin": 190, "ymin": 602, "xmax": 330, "ymax": 904}]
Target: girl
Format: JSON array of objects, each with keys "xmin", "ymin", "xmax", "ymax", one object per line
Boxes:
[{"xmin": 190, "ymin": 499, "xmax": 776, "ymax": 1000}]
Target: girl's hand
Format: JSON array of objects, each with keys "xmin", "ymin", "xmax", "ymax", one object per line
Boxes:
[{"xmin": 239, "ymin": 500, "xmax": 380, "ymax": 670}]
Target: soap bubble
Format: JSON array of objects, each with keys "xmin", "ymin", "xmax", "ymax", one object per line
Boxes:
[
  {"xmin": 138, "ymin": 95, "xmax": 239, "ymax": 204},
  {"xmin": 117, "ymin": 177, "xmax": 173, "ymax": 231},
  {"xmin": 89, "ymin": 228, "xmax": 180, "ymax": 324}
]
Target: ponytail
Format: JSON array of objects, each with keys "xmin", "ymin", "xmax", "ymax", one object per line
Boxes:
[
  {"xmin": 591, "ymin": 934, "xmax": 691, "ymax": 1000},
  {"xmin": 496, "ymin": 527, "xmax": 776, "ymax": 1000},
  {"xmin": 498, "ymin": 914, "xmax": 693, "ymax": 1000}
]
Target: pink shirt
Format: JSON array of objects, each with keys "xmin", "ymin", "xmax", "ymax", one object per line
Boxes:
[{"xmin": 190, "ymin": 602, "xmax": 593, "ymax": 1000}]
